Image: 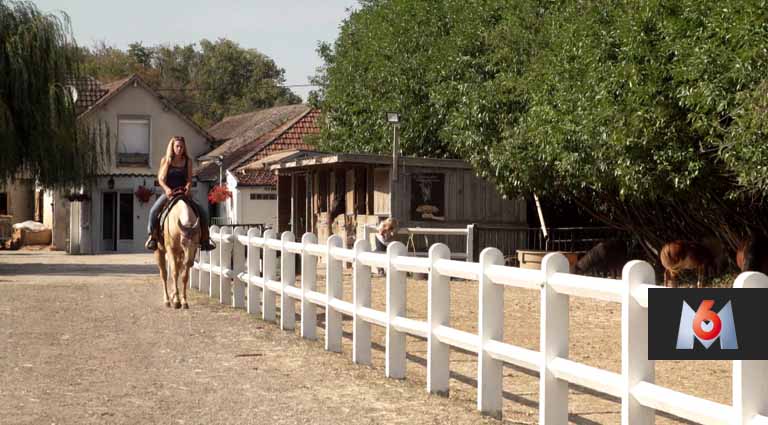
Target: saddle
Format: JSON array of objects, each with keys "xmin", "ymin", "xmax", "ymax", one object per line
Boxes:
[{"xmin": 157, "ymin": 192, "xmax": 202, "ymax": 241}]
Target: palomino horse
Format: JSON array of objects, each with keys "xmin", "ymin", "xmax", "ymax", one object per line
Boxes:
[
  {"xmin": 659, "ymin": 240, "xmax": 716, "ymax": 288},
  {"xmin": 155, "ymin": 195, "xmax": 200, "ymax": 309},
  {"xmin": 736, "ymin": 234, "xmax": 768, "ymax": 274}
]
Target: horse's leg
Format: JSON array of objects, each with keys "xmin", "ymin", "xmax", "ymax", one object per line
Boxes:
[
  {"xmin": 664, "ymin": 268, "xmax": 671, "ymax": 287},
  {"xmin": 169, "ymin": 254, "xmax": 181, "ymax": 309},
  {"xmin": 180, "ymin": 261, "xmax": 190, "ymax": 309},
  {"xmin": 697, "ymin": 266, "xmax": 704, "ymax": 288},
  {"xmin": 156, "ymin": 249, "xmax": 170, "ymax": 307}
]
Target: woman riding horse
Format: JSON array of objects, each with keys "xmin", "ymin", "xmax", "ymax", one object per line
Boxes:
[{"xmin": 145, "ymin": 136, "xmax": 216, "ymax": 251}]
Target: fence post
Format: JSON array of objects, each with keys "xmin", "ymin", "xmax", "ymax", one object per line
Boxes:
[
  {"xmin": 326, "ymin": 234, "xmax": 343, "ymax": 353},
  {"xmin": 622, "ymin": 260, "xmax": 655, "ymax": 425},
  {"xmin": 353, "ymin": 239, "xmax": 372, "ymax": 365},
  {"xmin": 262, "ymin": 229, "xmax": 277, "ymax": 322},
  {"xmin": 301, "ymin": 233, "xmax": 318, "ymax": 340},
  {"xmin": 281, "ymin": 231, "xmax": 297, "ymax": 331},
  {"xmin": 427, "ymin": 243, "xmax": 451, "ymax": 396},
  {"xmin": 219, "ymin": 226, "xmax": 233, "ymax": 305},
  {"xmin": 232, "ymin": 226, "xmax": 246, "ymax": 309},
  {"xmin": 209, "ymin": 225, "xmax": 220, "ymax": 299},
  {"xmin": 246, "ymin": 227, "xmax": 262, "ymax": 316},
  {"xmin": 386, "ymin": 241, "xmax": 408, "ymax": 379},
  {"xmin": 190, "ymin": 249, "xmax": 199, "ymax": 290},
  {"xmin": 466, "ymin": 224, "xmax": 475, "ymax": 262},
  {"xmin": 733, "ymin": 272, "xmax": 768, "ymax": 424},
  {"xmin": 478, "ymin": 247, "xmax": 505, "ymax": 418},
  {"xmin": 200, "ymin": 247, "xmax": 210, "ymax": 294},
  {"xmin": 540, "ymin": 252, "xmax": 570, "ymax": 425}
]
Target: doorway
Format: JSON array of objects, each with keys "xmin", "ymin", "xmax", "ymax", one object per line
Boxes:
[{"xmin": 102, "ymin": 192, "xmax": 117, "ymax": 251}]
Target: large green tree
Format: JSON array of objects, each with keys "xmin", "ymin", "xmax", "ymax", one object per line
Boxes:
[
  {"xmin": 314, "ymin": 0, "xmax": 768, "ymax": 253},
  {"xmin": 0, "ymin": 0, "xmax": 105, "ymax": 187},
  {"xmin": 80, "ymin": 38, "xmax": 302, "ymax": 128}
]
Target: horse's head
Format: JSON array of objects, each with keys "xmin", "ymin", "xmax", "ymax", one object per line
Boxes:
[{"xmin": 174, "ymin": 199, "xmax": 200, "ymax": 247}]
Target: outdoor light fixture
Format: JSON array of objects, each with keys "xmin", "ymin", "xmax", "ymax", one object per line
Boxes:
[
  {"xmin": 107, "ymin": 177, "xmax": 115, "ymax": 190},
  {"xmin": 386, "ymin": 112, "xmax": 400, "ymax": 123},
  {"xmin": 387, "ymin": 112, "xmax": 401, "ymax": 216}
]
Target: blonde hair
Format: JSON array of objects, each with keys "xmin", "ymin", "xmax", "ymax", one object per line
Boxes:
[
  {"xmin": 160, "ymin": 136, "xmax": 189, "ymax": 177},
  {"xmin": 378, "ymin": 217, "xmax": 399, "ymax": 240}
]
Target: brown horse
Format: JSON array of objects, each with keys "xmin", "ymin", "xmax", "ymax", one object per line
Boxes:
[
  {"xmin": 659, "ymin": 240, "xmax": 715, "ymax": 288},
  {"xmin": 155, "ymin": 197, "xmax": 200, "ymax": 309},
  {"xmin": 573, "ymin": 240, "xmax": 628, "ymax": 278},
  {"xmin": 736, "ymin": 234, "xmax": 768, "ymax": 274}
]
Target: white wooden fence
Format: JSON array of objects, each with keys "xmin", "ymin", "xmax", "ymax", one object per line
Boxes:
[{"xmin": 190, "ymin": 225, "xmax": 768, "ymax": 425}]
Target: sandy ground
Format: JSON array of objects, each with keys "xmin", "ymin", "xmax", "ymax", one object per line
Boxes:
[{"xmin": 0, "ymin": 250, "xmax": 728, "ymax": 424}]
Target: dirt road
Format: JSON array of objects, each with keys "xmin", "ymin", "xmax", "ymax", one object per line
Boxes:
[{"xmin": 0, "ymin": 251, "xmax": 497, "ymax": 425}]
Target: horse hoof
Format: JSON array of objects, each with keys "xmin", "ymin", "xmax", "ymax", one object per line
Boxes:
[
  {"xmin": 164, "ymin": 301, "xmax": 171, "ymax": 307},
  {"xmin": 182, "ymin": 304, "xmax": 189, "ymax": 310},
  {"xmin": 173, "ymin": 302, "xmax": 181, "ymax": 309}
]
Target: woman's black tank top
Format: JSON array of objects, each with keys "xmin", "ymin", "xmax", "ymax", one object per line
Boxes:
[{"xmin": 166, "ymin": 158, "xmax": 188, "ymax": 190}]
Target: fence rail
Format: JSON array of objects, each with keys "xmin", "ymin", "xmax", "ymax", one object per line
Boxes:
[{"xmin": 191, "ymin": 225, "xmax": 768, "ymax": 424}]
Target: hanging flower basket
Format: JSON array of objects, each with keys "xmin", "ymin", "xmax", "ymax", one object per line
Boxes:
[
  {"xmin": 66, "ymin": 192, "xmax": 90, "ymax": 202},
  {"xmin": 134, "ymin": 185, "xmax": 156, "ymax": 205},
  {"xmin": 208, "ymin": 184, "xmax": 232, "ymax": 204}
]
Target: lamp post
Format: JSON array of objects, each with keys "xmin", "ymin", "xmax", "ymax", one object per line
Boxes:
[{"xmin": 386, "ymin": 112, "xmax": 400, "ymax": 218}]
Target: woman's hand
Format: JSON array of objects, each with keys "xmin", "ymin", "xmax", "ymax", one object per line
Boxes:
[{"xmin": 165, "ymin": 188, "xmax": 173, "ymax": 197}]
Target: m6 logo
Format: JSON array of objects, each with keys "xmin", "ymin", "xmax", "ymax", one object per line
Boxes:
[{"xmin": 676, "ymin": 300, "xmax": 738, "ymax": 350}]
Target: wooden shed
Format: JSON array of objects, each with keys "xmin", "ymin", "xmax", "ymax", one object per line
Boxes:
[{"xmin": 266, "ymin": 151, "xmax": 527, "ymax": 255}]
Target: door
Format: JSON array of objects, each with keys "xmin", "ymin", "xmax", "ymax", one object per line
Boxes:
[
  {"xmin": 117, "ymin": 193, "xmax": 134, "ymax": 251},
  {"xmin": 102, "ymin": 192, "xmax": 117, "ymax": 251}
]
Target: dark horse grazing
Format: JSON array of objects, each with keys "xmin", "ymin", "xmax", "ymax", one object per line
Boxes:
[
  {"xmin": 736, "ymin": 234, "xmax": 768, "ymax": 274},
  {"xmin": 659, "ymin": 240, "xmax": 715, "ymax": 288},
  {"xmin": 573, "ymin": 240, "xmax": 628, "ymax": 278}
]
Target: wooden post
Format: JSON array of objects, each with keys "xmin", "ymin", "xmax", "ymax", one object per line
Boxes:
[
  {"xmin": 325, "ymin": 234, "xmax": 343, "ymax": 352},
  {"xmin": 301, "ymin": 232, "xmax": 318, "ymax": 340},
  {"xmin": 262, "ymin": 229, "xmax": 277, "ymax": 322},
  {"xmin": 281, "ymin": 231, "xmax": 297, "ymax": 331},
  {"xmin": 209, "ymin": 225, "xmax": 220, "ymax": 299},
  {"xmin": 466, "ymin": 224, "xmax": 475, "ymax": 262},
  {"xmin": 478, "ymin": 247, "xmax": 505, "ymax": 418},
  {"xmin": 540, "ymin": 252, "xmax": 569, "ymax": 424},
  {"xmin": 246, "ymin": 227, "xmax": 262, "ymax": 316},
  {"xmin": 232, "ymin": 227, "xmax": 246, "ymax": 309},
  {"xmin": 622, "ymin": 260, "xmax": 655, "ymax": 425},
  {"xmin": 427, "ymin": 243, "xmax": 451, "ymax": 396},
  {"xmin": 352, "ymin": 239, "xmax": 372, "ymax": 365},
  {"xmin": 219, "ymin": 226, "xmax": 233, "ymax": 305},
  {"xmin": 386, "ymin": 241, "xmax": 408, "ymax": 379},
  {"xmin": 733, "ymin": 272, "xmax": 768, "ymax": 424}
]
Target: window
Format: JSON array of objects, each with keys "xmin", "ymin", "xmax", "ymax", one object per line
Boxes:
[
  {"xmin": 117, "ymin": 117, "xmax": 150, "ymax": 165},
  {"xmin": 250, "ymin": 193, "xmax": 277, "ymax": 200},
  {"xmin": 0, "ymin": 193, "xmax": 7, "ymax": 215}
]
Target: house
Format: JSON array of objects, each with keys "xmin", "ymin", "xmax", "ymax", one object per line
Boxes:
[
  {"xmin": 196, "ymin": 105, "xmax": 319, "ymax": 230},
  {"xmin": 267, "ymin": 151, "xmax": 529, "ymax": 257},
  {"xmin": 53, "ymin": 74, "xmax": 214, "ymax": 253}
]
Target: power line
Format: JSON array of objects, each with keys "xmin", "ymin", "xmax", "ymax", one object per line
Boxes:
[{"xmin": 155, "ymin": 83, "xmax": 320, "ymax": 92}]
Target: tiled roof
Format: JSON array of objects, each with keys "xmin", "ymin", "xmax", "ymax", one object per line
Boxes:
[
  {"xmin": 206, "ymin": 104, "xmax": 310, "ymax": 154},
  {"xmin": 228, "ymin": 109, "xmax": 321, "ymax": 186},
  {"xmin": 69, "ymin": 76, "xmax": 108, "ymax": 115},
  {"xmin": 196, "ymin": 107, "xmax": 319, "ymax": 183}
]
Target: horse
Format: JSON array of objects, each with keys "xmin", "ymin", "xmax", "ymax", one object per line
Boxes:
[
  {"xmin": 736, "ymin": 234, "xmax": 768, "ymax": 274},
  {"xmin": 572, "ymin": 239, "xmax": 628, "ymax": 278},
  {"xmin": 659, "ymin": 240, "xmax": 715, "ymax": 288},
  {"xmin": 155, "ymin": 194, "xmax": 201, "ymax": 309}
]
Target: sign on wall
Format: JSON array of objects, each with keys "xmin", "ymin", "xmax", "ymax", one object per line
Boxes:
[{"xmin": 410, "ymin": 173, "xmax": 445, "ymax": 221}]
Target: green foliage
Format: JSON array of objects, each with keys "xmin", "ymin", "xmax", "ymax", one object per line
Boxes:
[
  {"xmin": 80, "ymin": 38, "xmax": 301, "ymax": 128},
  {"xmin": 315, "ymin": 0, "xmax": 768, "ymax": 247},
  {"xmin": 0, "ymin": 0, "xmax": 106, "ymax": 188}
]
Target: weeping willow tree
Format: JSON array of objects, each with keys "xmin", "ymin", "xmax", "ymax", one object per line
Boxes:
[{"xmin": 0, "ymin": 1, "xmax": 106, "ymax": 188}]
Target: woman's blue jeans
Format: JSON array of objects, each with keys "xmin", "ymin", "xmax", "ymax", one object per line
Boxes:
[{"xmin": 147, "ymin": 194, "xmax": 209, "ymax": 235}]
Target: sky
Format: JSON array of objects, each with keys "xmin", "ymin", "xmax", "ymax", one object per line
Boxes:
[{"xmin": 32, "ymin": 0, "xmax": 358, "ymax": 101}]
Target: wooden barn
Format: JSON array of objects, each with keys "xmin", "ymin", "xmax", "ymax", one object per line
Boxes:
[{"xmin": 261, "ymin": 151, "xmax": 528, "ymax": 257}]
